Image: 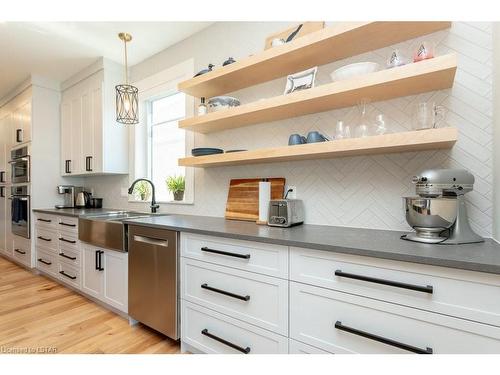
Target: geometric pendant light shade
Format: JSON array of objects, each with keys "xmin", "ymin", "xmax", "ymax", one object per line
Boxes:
[{"xmin": 116, "ymin": 32, "xmax": 139, "ymax": 125}]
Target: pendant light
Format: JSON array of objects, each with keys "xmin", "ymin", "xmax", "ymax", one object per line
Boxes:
[{"xmin": 116, "ymin": 32, "xmax": 139, "ymax": 125}]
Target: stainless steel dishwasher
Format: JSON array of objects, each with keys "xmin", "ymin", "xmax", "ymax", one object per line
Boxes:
[{"xmin": 128, "ymin": 225, "xmax": 179, "ymax": 340}]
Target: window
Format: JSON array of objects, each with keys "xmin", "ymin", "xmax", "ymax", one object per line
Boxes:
[{"xmin": 148, "ymin": 92, "xmax": 187, "ymax": 202}]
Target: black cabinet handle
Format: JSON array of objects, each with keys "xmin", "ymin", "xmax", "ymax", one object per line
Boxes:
[
  {"xmin": 16, "ymin": 129, "xmax": 22, "ymax": 143},
  {"xmin": 59, "ymin": 222, "xmax": 76, "ymax": 227},
  {"xmin": 59, "ymin": 237, "xmax": 76, "ymax": 244},
  {"xmin": 201, "ymin": 329, "xmax": 251, "ymax": 354},
  {"xmin": 85, "ymin": 156, "xmax": 93, "ymax": 172},
  {"xmin": 334, "ymin": 270, "xmax": 433, "ymax": 294},
  {"xmin": 37, "ymin": 236, "xmax": 52, "ymax": 242},
  {"xmin": 37, "ymin": 218, "xmax": 52, "ymax": 223},
  {"xmin": 0, "ymin": 171, "xmax": 5, "ymax": 183},
  {"xmin": 201, "ymin": 283, "xmax": 250, "ymax": 301},
  {"xmin": 99, "ymin": 251, "xmax": 104, "ymax": 271},
  {"xmin": 201, "ymin": 246, "xmax": 250, "ymax": 259},
  {"xmin": 0, "ymin": 186, "xmax": 4, "ymax": 198},
  {"xmin": 59, "ymin": 253, "xmax": 77, "ymax": 261},
  {"xmin": 59, "ymin": 271, "xmax": 77, "ymax": 280},
  {"xmin": 334, "ymin": 321, "xmax": 432, "ymax": 354},
  {"xmin": 37, "ymin": 258, "xmax": 52, "ymax": 266},
  {"xmin": 14, "ymin": 248, "xmax": 26, "ymax": 255},
  {"xmin": 65, "ymin": 160, "xmax": 71, "ymax": 174}
]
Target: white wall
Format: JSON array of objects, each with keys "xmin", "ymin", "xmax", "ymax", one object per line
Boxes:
[
  {"xmin": 493, "ymin": 23, "xmax": 500, "ymax": 240},
  {"xmin": 84, "ymin": 22, "xmax": 494, "ymax": 237}
]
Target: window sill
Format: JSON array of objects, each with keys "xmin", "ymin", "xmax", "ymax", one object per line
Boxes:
[{"xmin": 128, "ymin": 199, "xmax": 194, "ymax": 206}]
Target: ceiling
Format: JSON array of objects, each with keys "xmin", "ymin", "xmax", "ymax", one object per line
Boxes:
[{"xmin": 0, "ymin": 22, "xmax": 213, "ymax": 99}]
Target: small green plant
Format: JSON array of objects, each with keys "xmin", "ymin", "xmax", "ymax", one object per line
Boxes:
[
  {"xmin": 166, "ymin": 175, "xmax": 185, "ymax": 201},
  {"xmin": 133, "ymin": 180, "xmax": 151, "ymax": 201}
]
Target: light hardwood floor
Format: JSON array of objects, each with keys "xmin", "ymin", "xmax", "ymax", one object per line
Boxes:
[{"xmin": 0, "ymin": 256, "xmax": 180, "ymax": 354}]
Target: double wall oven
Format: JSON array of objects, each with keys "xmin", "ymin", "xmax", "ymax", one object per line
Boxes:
[{"xmin": 8, "ymin": 146, "xmax": 31, "ymax": 239}]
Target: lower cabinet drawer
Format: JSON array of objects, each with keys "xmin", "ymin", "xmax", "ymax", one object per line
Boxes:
[
  {"xmin": 58, "ymin": 245, "xmax": 80, "ymax": 267},
  {"xmin": 182, "ymin": 300, "xmax": 288, "ymax": 354},
  {"xmin": 181, "ymin": 257, "xmax": 288, "ymax": 335},
  {"xmin": 36, "ymin": 249, "xmax": 57, "ymax": 276},
  {"xmin": 57, "ymin": 261, "xmax": 81, "ymax": 290},
  {"xmin": 57, "ymin": 216, "xmax": 78, "ymax": 233},
  {"xmin": 35, "ymin": 228, "xmax": 58, "ymax": 252},
  {"xmin": 290, "ymin": 282, "xmax": 500, "ymax": 354},
  {"xmin": 288, "ymin": 339, "xmax": 331, "ymax": 354},
  {"xmin": 13, "ymin": 237, "xmax": 31, "ymax": 267}
]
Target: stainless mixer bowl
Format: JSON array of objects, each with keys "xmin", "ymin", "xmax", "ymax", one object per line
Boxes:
[{"xmin": 403, "ymin": 197, "xmax": 457, "ymax": 230}]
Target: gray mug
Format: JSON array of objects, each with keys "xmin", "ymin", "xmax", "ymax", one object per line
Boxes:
[
  {"xmin": 306, "ymin": 131, "xmax": 328, "ymax": 143},
  {"xmin": 288, "ymin": 134, "xmax": 306, "ymax": 145}
]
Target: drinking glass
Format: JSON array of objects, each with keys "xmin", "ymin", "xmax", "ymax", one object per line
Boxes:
[
  {"xmin": 354, "ymin": 100, "xmax": 371, "ymax": 138},
  {"xmin": 335, "ymin": 120, "xmax": 351, "ymax": 139},
  {"xmin": 412, "ymin": 102, "xmax": 446, "ymax": 130}
]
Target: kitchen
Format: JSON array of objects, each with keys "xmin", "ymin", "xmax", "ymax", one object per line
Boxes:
[{"xmin": 1, "ymin": 1, "xmax": 500, "ymax": 371}]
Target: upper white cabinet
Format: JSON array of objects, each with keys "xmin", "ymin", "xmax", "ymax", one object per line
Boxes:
[
  {"xmin": 0, "ymin": 114, "xmax": 11, "ymax": 184},
  {"xmin": 11, "ymin": 101, "xmax": 32, "ymax": 146},
  {"xmin": 61, "ymin": 60, "xmax": 128, "ymax": 176}
]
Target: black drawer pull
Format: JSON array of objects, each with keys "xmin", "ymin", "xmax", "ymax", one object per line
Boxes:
[
  {"xmin": 201, "ymin": 246, "xmax": 250, "ymax": 259},
  {"xmin": 0, "ymin": 171, "xmax": 5, "ymax": 183},
  {"xmin": 201, "ymin": 283, "xmax": 250, "ymax": 301},
  {"xmin": 59, "ymin": 222, "xmax": 76, "ymax": 227},
  {"xmin": 59, "ymin": 253, "xmax": 77, "ymax": 261},
  {"xmin": 59, "ymin": 271, "xmax": 77, "ymax": 280},
  {"xmin": 37, "ymin": 218, "xmax": 52, "ymax": 223},
  {"xmin": 37, "ymin": 236, "xmax": 52, "ymax": 242},
  {"xmin": 37, "ymin": 258, "xmax": 52, "ymax": 265},
  {"xmin": 334, "ymin": 321, "xmax": 432, "ymax": 354},
  {"xmin": 85, "ymin": 156, "xmax": 93, "ymax": 172},
  {"xmin": 334, "ymin": 270, "xmax": 433, "ymax": 294},
  {"xmin": 14, "ymin": 248, "xmax": 26, "ymax": 255},
  {"xmin": 16, "ymin": 128, "xmax": 23, "ymax": 143},
  {"xmin": 201, "ymin": 329, "xmax": 251, "ymax": 354},
  {"xmin": 59, "ymin": 237, "xmax": 76, "ymax": 244}
]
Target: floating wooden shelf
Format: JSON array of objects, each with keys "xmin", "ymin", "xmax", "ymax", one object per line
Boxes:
[
  {"xmin": 177, "ymin": 21, "xmax": 451, "ymax": 98},
  {"xmin": 179, "ymin": 128, "xmax": 458, "ymax": 168},
  {"xmin": 179, "ymin": 54, "xmax": 457, "ymax": 134}
]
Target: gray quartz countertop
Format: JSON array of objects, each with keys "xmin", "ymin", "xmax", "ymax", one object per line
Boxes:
[
  {"xmin": 123, "ymin": 214, "xmax": 500, "ymax": 275},
  {"xmin": 33, "ymin": 208, "xmax": 122, "ymax": 217}
]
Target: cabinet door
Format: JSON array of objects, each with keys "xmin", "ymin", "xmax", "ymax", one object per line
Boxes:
[
  {"xmin": 70, "ymin": 96, "xmax": 83, "ymax": 174},
  {"xmin": 0, "ymin": 114, "xmax": 8, "ymax": 183},
  {"xmin": 0, "ymin": 195, "xmax": 6, "ymax": 254},
  {"xmin": 60, "ymin": 100, "xmax": 72, "ymax": 175},
  {"xmin": 81, "ymin": 244, "xmax": 103, "ymax": 298},
  {"xmin": 102, "ymin": 250, "xmax": 128, "ymax": 312},
  {"xmin": 11, "ymin": 102, "xmax": 31, "ymax": 145},
  {"xmin": 81, "ymin": 81, "xmax": 103, "ymax": 174}
]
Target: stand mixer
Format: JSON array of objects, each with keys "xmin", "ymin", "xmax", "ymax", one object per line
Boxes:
[{"xmin": 402, "ymin": 169, "xmax": 484, "ymax": 244}]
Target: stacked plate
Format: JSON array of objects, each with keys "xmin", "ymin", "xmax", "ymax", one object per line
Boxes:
[{"xmin": 191, "ymin": 148, "xmax": 224, "ymax": 157}]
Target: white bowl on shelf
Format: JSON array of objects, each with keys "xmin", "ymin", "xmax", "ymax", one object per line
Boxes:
[{"xmin": 330, "ymin": 62, "xmax": 380, "ymax": 82}]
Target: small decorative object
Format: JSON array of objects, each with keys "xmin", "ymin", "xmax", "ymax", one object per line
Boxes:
[
  {"xmin": 354, "ymin": 99, "xmax": 372, "ymax": 138},
  {"xmin": 413, "ymin": 41, "xmax": 435, "ymax": 62},
  {"xmin": 133, "ymin": 180, "xmax": 151, "ymax": 201},
  {"xmin": 207, "ymin": 96, "xmax": 240, "ymax": 112},
  {"xmin": 166, "ymin": 175, "xmax": 185, "ymax": 201},
  {"xmin": 191, "ymin": 148, "xmax": 224, "ymax": 156},
  {"xmin": 412, "ymin": 102, "xmax": 446, "ymax": 130},
  {"xmin": 387, "ymin": 49, "xmax": 408, "ymax": 68},
  {"xmin": 330, "ymin": 62, "xmax": 380, "ymax": 82},
  {"xmin": 264, "ymin": 22, "xmax": 325, "ymax": 50},
  {"xmin": 284, "ymin": 67, "xmax": 317, "ymax": 95},
  {"xmin": 271, "ymin": 38, "xmax": 286, "ymax": 47},
  {"xmin": 335, "ymin": 120, "xmax": 351, "ymax": 139},
  {"xmin": 288, "ymin": 134, "xmax": 307, "ymax": 145},
  {"xmin": 306, "ymin": 131, "xmax": 329, "ymax": 143},
  {"xmin": 115, "ymin": 32, "xmax": 139, "ymax": 125},
  {"xmin": 194, "ymin": 64, "xmax": 215, "ymax": 77},
  {"xmin": 198, "ymin": 97, "xmax": 208, "ymax": 116},
  {"xmin": 223, "ymin": 57, "xmax": 236, "ymax": 66},
  {"xmin": 373, "ymin": 114, "xmax": 389, "ymax": 135}
]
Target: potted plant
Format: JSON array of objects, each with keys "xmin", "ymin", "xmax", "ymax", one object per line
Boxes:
[
  {"xmin": 133, "ymin": 180, "xmax": 151, "ymax": 201},
  {"xmin": 166, "ymin": 175, "xmax": 185, "ymax": 201}
]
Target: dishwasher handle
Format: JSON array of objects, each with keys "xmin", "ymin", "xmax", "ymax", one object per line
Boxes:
[{"xmin": 133, "ymin": 235, "xmax": 169, "ymax": 247}]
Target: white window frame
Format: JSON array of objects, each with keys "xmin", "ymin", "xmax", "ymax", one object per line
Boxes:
[{"xmin": 129, "ymin": 59, "xmax": 195, "ymax": 204}]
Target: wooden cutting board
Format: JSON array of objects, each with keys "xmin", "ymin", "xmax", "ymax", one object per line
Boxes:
[{"xmin": 225, "ymin": 178, "xmax": 286, "ymax": 222}]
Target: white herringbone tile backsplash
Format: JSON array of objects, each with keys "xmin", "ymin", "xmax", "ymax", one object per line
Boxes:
[{"xmin": 88, "ymin": 22, "xmax": 494, "ymax": 237}]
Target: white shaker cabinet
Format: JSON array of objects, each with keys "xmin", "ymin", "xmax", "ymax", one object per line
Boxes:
[
  {"xmin": 11, "ymin": 101, "xmax": 32, "ymax": 145},
  {"xmin": 81, "ymin": 243, "xmax": 128, "ymax": 313},
  {"xmin": 60, "ymin": 60, "xmax": 128, "ymax": 176}
]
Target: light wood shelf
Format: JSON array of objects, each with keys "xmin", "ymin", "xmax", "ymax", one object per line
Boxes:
[
  {"xmin": 177, "ymin": 21, "xmax": 451, "ymax": 98},
  {"xmin": 179, "ymin": 54, "xmax": 457, "ymax": 134},
  {"xmin": 179, "ymin": 128, "xmax": 458, "ymax": 168}
]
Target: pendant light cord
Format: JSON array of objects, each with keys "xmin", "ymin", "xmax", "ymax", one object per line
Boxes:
[{"xmin": 123, "ymin": 39, "xmax": 129, "ymax": 84}]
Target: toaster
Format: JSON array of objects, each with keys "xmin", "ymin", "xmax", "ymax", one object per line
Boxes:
[{"xmin": 268, "ymin": 199, "xmax": 304, "ymax": 227}]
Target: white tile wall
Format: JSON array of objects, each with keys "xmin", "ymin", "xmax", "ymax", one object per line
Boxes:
[{"xmin": 85, "ymin": 22, "xmax": 494, "ymax": 237}]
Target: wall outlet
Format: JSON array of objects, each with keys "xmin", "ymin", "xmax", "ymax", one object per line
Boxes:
[
  {"xmin": 121, "ymin": 187, "xmax": 129, "ymax": 198},
  {"xmin": 286, "ymin": 185, "xmax": 297, "ymax": 199}
]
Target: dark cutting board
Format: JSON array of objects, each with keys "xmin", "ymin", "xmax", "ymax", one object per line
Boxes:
[{"xmin": 225, "ymin": 178, "xmax": 286, "ymax": 222}]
